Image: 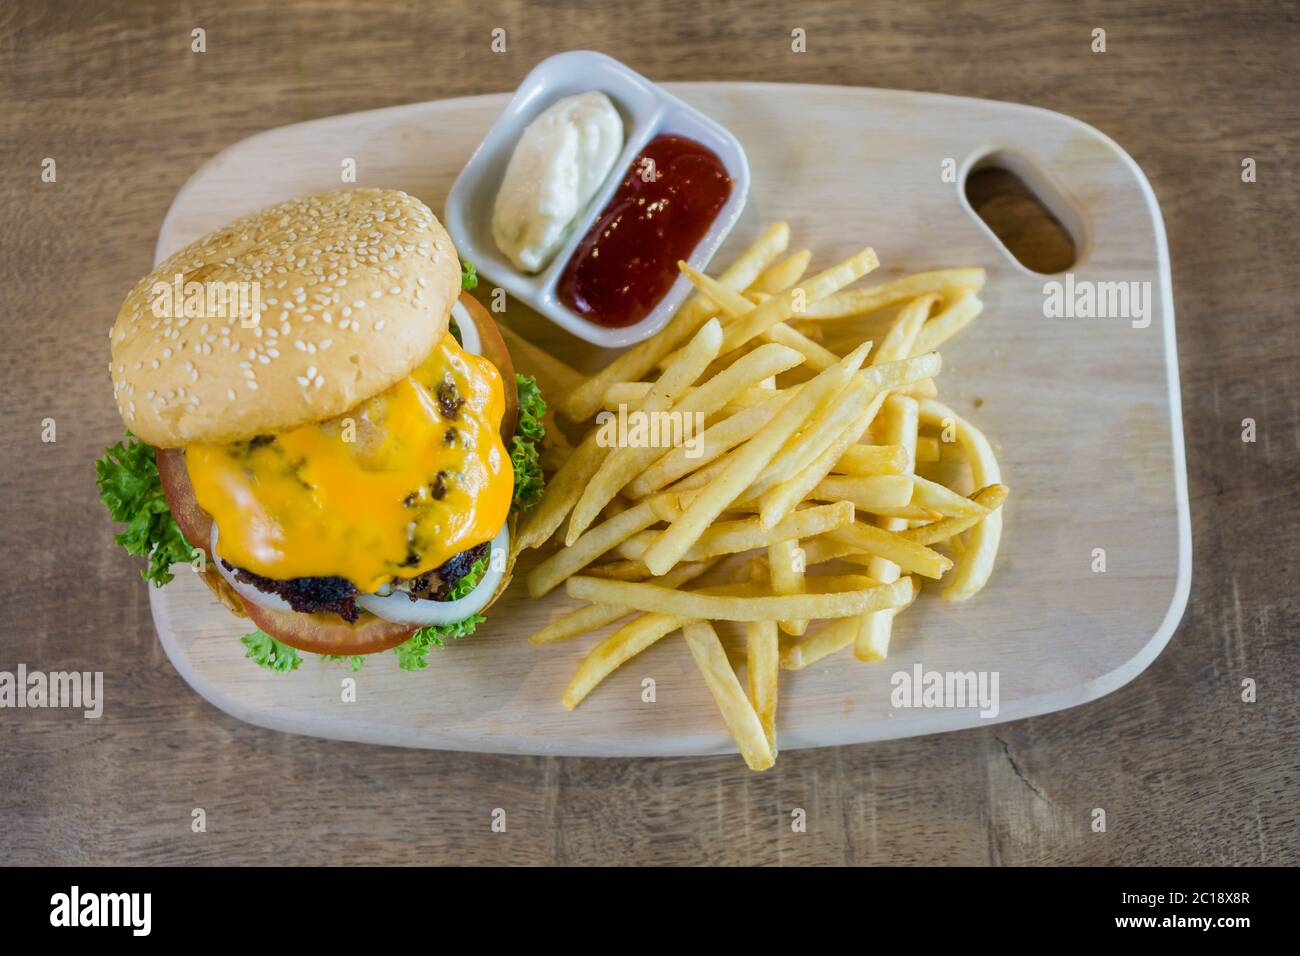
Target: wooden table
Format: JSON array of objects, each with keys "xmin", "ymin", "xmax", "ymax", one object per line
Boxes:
[{"xmin": 1, "ymin": 0, "xmax": 1295, "ymax": 866}]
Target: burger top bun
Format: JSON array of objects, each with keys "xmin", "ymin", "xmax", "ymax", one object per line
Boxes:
[{"xmin": 109, "ymin": 188, "xmax": 460, "ymax": 447}]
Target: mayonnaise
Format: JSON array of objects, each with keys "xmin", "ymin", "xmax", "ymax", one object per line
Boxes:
[{"xmin": 491, "ymin": 91, "xmax": 623, "ymax": 274}]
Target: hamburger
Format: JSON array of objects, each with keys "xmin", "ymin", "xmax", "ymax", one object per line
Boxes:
[{"xmin": 96, "ymin": 188, "xmax": 545, "ymax": 671}]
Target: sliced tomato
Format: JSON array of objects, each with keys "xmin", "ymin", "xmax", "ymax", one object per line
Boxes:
[
  {"xmin": 156, "ymin": 447, "xmax": 213, "ymax": 556},
  {"xmin": 240, "ymin": 597, "xmax": 416, "ymax": 655},
  {"xmin": 460, "ymin": 291, "xmax": 519, "ymax": 443}
]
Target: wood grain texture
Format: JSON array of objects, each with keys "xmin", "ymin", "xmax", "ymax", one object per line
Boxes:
[
  {"xmin": 0, "ymin": 0, "xmax": 1296, "ymax": 866},
  {"xmin": 149, "ymin": 83, "xmax": 1187, "ymax": 755}
]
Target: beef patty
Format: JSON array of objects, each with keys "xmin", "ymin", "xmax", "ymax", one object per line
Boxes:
[
  {"xmin": 402, "ymin": 541, "xmax": 490, "ymax": 601},
  {"xmin": 226, "ymin": 540, "xmax": 491, "ymax": 622}
]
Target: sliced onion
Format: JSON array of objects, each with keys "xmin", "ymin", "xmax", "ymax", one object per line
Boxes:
[
  {"xmin": 211, "ymin": 524, "xmax": 296, "ymax": 615},
  {"xmin": 357, "ymin": 523, "xmax": 509, "ymax": 626},
  {"xmin": 450, "ymin": 298, "xmax": 481, "ymax": 354}
]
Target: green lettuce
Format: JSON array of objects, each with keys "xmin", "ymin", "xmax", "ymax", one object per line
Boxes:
[
  {"xmin": 510, "ymin": 374, "xmax": 546, "ymax": 513},
  {"xmin": 241, "ymin": 630, "xmax": 302, "ymax": 672},
  {"xmin": 390, "ymin": 551, "xmax": 490, "ymax": 670},
  {"xmin": 95, "ymin": 434, "xmax": 195, "ymax": 587},
  {"xmin": 394, "ymin": 614, "xmax": 486, "ymax": 671}
]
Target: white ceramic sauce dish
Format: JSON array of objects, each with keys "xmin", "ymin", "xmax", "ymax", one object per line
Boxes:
[{"xmin": 445, "ymin": 50, "xmax": 750, "ymax": 348}]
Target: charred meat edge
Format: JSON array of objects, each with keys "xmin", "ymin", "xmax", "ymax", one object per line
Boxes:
[{"xmin": 224, "ymin": 541, "xmax": 491, "ymax": 622}]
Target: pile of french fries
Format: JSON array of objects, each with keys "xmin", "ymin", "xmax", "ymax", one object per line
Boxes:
[{"xmin": 516, "ymin": 223, "xmax": 1009, "ymax": 770}]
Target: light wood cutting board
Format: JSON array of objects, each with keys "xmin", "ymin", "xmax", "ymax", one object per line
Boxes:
[{"xmin": 148, "ymin": 83, "xmax": 1190, "ymax": 756}]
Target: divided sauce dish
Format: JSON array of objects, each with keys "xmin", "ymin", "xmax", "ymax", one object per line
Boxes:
[{"xmin": 445, "ymin": 50, "xmax": 750, "ymax": 348}]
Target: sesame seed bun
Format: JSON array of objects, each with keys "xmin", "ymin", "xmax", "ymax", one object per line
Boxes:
[{"xmin": 109, "ymin": 188, "xmax": 460, "ymax": 447}]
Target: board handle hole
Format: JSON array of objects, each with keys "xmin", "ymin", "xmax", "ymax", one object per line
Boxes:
[{"xmin": 964, "ymin": 154, "xmax": 1078, "ymax": 274}]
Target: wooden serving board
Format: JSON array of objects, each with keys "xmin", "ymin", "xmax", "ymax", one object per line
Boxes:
[{"xmin": 150, "ymin": 83, "xmax": 1189, "ymax": 756}]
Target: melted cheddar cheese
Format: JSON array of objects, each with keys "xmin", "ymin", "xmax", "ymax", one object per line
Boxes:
[{"xmin": 186, "ymin": 333, "xmax": 510, "ymax": 593}]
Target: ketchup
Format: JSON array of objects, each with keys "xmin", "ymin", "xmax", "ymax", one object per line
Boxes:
[{"xmin": 556, "ymin": 134, "xmax": 732, "ymax": 328}]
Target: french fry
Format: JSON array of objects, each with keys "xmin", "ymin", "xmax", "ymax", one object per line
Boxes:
[
  {"xmin": 646, "ymin": 500, "xmax": 856, "ymax": 563},
  {"xmin": 515, "ymin": 429, "xmax": 608, "ymax": 551},
  {"xmin": 565, "ymin": 574, "xmax": 913, "ymax": 622},
  {"xmin": 528, "ymin": 494, "xmax": 676, "ymax": 597},
  {"xmin": 601, "ymin": 381, "xmax": 784, "ymax": 414},
  {"xmin": 560, "ymin": 581, "xmax": 759, "ymax": 705},
  {"xmin": 718, "ymin": 247, "xmax": 880, "ymax": 354},
  {"xmin": 800, "ymin": 269, "xmax": 986, "ymax": 320},
  {"xmin": 782, "ymin": 578, "xmax": 918, "ymax": 670},
  {"xmin": 760, "ymin": 409, "xmax": 882, "ymax": 528},
  {"xmin": 746, "ymin": 377, "xmax": 875, "ymax": 499},
  {"xmin": 832, "ymin": 443, "xmax": 908, "ymax": 476},
  {"xmin": 659, "ymin": 444, "xmax": 736, "ymax": 495},
  {"xmin": 780, "ymin": 615, "xmax": 858, "ymax": 670},
  {"xmin": 616, "ymin": 500, "xmax": 853, "ymax": 563},
  {"xmin": 909, "ymin": 473, "xmax": 990, "ymax": 518},
  {"xmin": 677, "ymin": 262, "xmax": 839, "ymax": 370},
  {"xmin": 683, "ymin": 622, "xmax": 775, "ymax": 771},
  {"xmin": 839, "ymin": 292, "xmax": 936, "ymax": 431},
  {"xmin": 874, "ymin": 293, "xmax": 939, "ymax": 362},
  {"xmin": 799, "ymin": 533, "xmax": 867, "ymax": 567},
  {"xmin": 529, "ymin": 560, "xmax": 716, "ymax": 645},
  {"xmin": 768, "ymin": 537, "xmax": 807, "ymax": 636},
  {"xmin": 564, "ymin": 319, "xmax": 723, "ymax": 543},
  {"xmin": 746, "ymin": 619, "xmax": 780, "ymax": 755},
  {"xmin": 568, "ymin": 331, "xmax": 801, "ymax": 541},
  {"xmin": 761, "ymin": 321, "xmax": 841, "ymax": 371},
  {"xmin": 539, "ymin": 442, "xmax": 571, "ymax": 475},
  {"xmin": 856, "ymin": 394, "xmax": 918, "ymax": 661},
  {"xmin": 807, "ymin": 475, "xmax": 914, "ymax": 512},
  {"xmin": 625, "ymin": 395, "xmax": 787, "ymax": 498},
  {"xmin": 582, "ymin": 560, "xmax": 652, "ymax": 581},
  {"xmin": 918, "ymin": 399, "xmax": 1003, "ymax": 600},
  {"xmin": 560, "ymin": 223, "xmax": 789, "ymax": 422},
  {"xmin": 915, "ymin": 435, "xmax": 941, "ymax": 463},
  {"xmin": 750, "ymin": 249, "xmax": 812, "ymax": 295},
  {"xmin": 641, "ymin": 342, "xmax": 872, "ymax": 575},
  {"xmin": 754, "ymin": 351, "xmax": 940, "ymax": 528},
  {"xmin": 827, "ymin": 520, "xmax": 952, "ymax": 579},
  {"xmin": 911, "ymin": 289, "xmax": 984, "ymax": 355},
  {"xmin": 894, "ymin": 377, "xmax": 939, "ymax": 399},
  {"xmin": 563, "ymin": 612, "xmax": 682, "ymax": 709},
  {"xmin": 901, "ymin": 484, "xmax": 1009, "ymax": 546}
]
